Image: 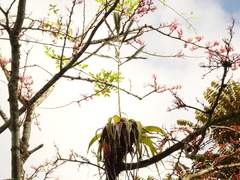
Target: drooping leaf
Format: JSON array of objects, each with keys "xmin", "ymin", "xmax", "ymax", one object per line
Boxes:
[
  {"xmin": 143, "ymin": 126, "xmax": 167, "ymax": 136},
  {"xmin": 141, "ymin": 134, "xmax": 157, "ymax": 156},
  {"xmin": 112, "ymin": 115, "xmax": 121, "ymax": 122},
  {"xmin": 113, "ymin": 12, "xmax": 121, "ymax": 35},
  {"xmin": 135, "ymin": 121, "xmax": 143, "ymax": 142},
  {"xmin": 87, "ymin": 133, "xmax": 102, "ymax": 153}
]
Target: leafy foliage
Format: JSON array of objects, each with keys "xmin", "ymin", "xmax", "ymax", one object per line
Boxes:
[
  {"xmin": 193, "ymin": 80, "xmax": 240, "ymax": 179},
  {"xmin": 44, "ymin": 46, "xmax": 68, "ymax": 67},
  {"xmin": 89, "ymin": 69, "xmax": 124, "ymax": 97},
  {"xmin": 96, "ymin": 0, "xmax": 140, "ymax": 15},
  {"xmin": 44, "ymin": 46, "xmax": 89, "ymax": 69},
  {"xmin": 195, "ymin": 80, "xmax": 240, "ymax": 142},
  {"xmin": 176, "ymin": 119, "xmax": 195, "ymax": 128}
]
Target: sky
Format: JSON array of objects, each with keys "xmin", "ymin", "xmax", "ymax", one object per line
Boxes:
[{"xmin": 0, "ymin": 0, "xmax": 240, "ymax": 179}]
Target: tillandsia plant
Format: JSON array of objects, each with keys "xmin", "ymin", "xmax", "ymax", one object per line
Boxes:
[{"xmin": 88, "ymin": 115, "xmax": 167, "ymax": 179}]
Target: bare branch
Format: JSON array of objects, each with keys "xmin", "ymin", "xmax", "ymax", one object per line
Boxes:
[
  {"xmin": 183, "ymin": 163, "xmax": 240, "ymax": 180},
  {"xmin": 0, "ymin": 120, "xmax": 10, "ymax": 134},
  {"xmin": 28, "ymin": 144, "xmax": 44, "ymax": 155},
  {"xmin": 0, "ymin": 106, "xmax": 8, "ymax": 122}
]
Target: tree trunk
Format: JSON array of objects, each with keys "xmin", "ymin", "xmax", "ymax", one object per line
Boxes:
[
  {"xmin": 8, "ymin": 0, "xmax": 26, "ymax": 179},
  {"xmin": 9, "ymin": 32, "xmax": 21, "ymax": 180}
]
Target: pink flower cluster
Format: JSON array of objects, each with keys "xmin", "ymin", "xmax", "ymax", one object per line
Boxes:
[
  {"xmin": 203, "ymin": 39, "xmax": 240, "ymax": 70},
  {"xmin": 160, "ymin": 20, "xmax": 185, "ymax": 39},
  {"xmin": 177, "ymin": 29, "xmax": 183, "ymax": 38},
  {"xmin": 134, "ymin": 38, "xmax": 144, "ymax": 45},
  {"xmin": 146, "ymin": 74, "xmax": 182, "ymax": 93},
  {"xmin": 195, "ymin": 36, "xmax": 203, "ymax": 41},
  {"xmin": 231, "ymin": 59, "xmax": 240, "ymax": 70},
  {"xmin": 0, "ymin": 57, "xmax": 11, "ymax": 67},
  {"xmin": 137, "ymin": 0, "xmax": 157, "ymax": 16},
  {"xmin": 169, "ymin": 21, "xmax": 179, "ymax": 31},
  {"xmin": 18, "ymin": 74, "xmax": 35, "ymax": 100},
  {"xmin": 183, "ymin": 36, "xmax": 205, "ymax": 50}
]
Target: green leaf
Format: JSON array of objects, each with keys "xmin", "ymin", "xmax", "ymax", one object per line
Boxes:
[
  {"xmin": 113, "ymin": 115, "xmax": 121, "ymax": 122},
  {"xmin": 176, "ymin": 119, "xmax": 194, "ymax": 127},
  {"xmin": 87, "ymin": 133, "xmax": 102, "ymax": 153},
  {"xmin": 141, "ymin": 134, "xmax": 157, "ymax": 156},
  {"xmin": 143, "ymin": 126, "xmax": 167, "ymax": 136},
  {"xmin": 113, "ymin": 12, "xmax": 121, "ymax": 35}
]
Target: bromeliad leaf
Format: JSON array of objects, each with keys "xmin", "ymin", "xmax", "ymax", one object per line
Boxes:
[
  {"xmin": 113, "ymin": 115, "xmax": 121, "ymax": 122},
  {"xmin": 141, "ymin": 134, "xmax": 157, "ymax": 156},
  {"xmin": 87, "ymin": 133, "xmax": 102, "ymax": 153},
  {"xmin": 143, "ymin": 126, "xmax": 167, "ymax": 136}
]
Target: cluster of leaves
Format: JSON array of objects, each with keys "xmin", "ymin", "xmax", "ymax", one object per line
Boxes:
[
  {"xmin": 193, "ymin": 80, "xmax": 240, "ymax": 179},
  {"xmin": 41, "ymin": 4, "xmax": 74, "ymax": 41},
  {"xmin": 44, "ymin": 46, "xmax": 89, "ymax": 69},
  {"xmin": 88, "ymin": 115, "xmax": 166, "ymax": 179},
  {"xmin": 171, "ymin": 80, "xmax": 240, "ymax": 179},
  {"xmin": 89, "ymin": 69, "xmax": 124, "ymax": 97},
  {"xmin": 96, "ymin": 0, "xmax": 140, "ymax": 15},
  {"xmin": 44, "ymin": 46, "xmax": 68, "ymax": 66},
  {"xmin": 195, "ymin": 80, "xmax": 240, "ymax": 140}
]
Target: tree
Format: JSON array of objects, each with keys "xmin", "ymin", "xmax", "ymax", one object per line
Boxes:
[{"xmin": 0, "ymin": 0, "xmax": 240, "ymax": 180}]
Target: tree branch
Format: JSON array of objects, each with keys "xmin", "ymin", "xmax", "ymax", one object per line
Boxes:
[
  {"xmin": 0, "ymin": 120, "xmax": 10, "ymax": 134},
  {"xmin": 183, "ymin": 163, "xmax": 240, "ymax": 180},
  {"xmin": 0, "ymin": 106, "xmax": 8, "ymax": 122},
  {"xmin": 28, "ymin": 144, "xmax": 44, "ymax": 155}
]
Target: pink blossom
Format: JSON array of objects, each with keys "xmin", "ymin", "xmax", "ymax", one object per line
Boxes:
[
  {"xmin": 187, "ymin": 38, "xmax": 193, "ymax": 42},
  {"xmin": 152, "ymin": 73, "xmax": 157, "ymax": 79},
  {"xmin": 173, "ymin": 85, "xmax": 182, "ymax": 89},
  {"xmin": 169, "ymin": 21, "xmax": 178, "ymax": 31},
  {"xmin": 183, "ymin": 43, "xmax": 188, "ymax": 48},
  {"xmin": 220, "ymin": 47, "xmax": 226, "ymax": 53},
  {"xmin": 0, "ymin": 58, "xmax": 11, "ymax": 66},
  {"xmin": 136, "ymin": 0, "xmax": 157, "ymax": 17},
  {"xmin": 213, "ymin": 41, "xmax": 220, "ymax": 46},
  {"xmin": 176, "ymin": 51, "xmax": 184, "ymax": 57},
  {"xmin": 231, "ymin": 63, "xmax": 237, "ymax": 70},
  {"xmin": 195, "ymin": 36, "xmax": 203, "ymax": 41},
  {"xmin": 225, "ymin": 45, "xmax": 234, "ymax": 51},
  {"xmin": 135, "ymin": 38, "xmax": 144, "ymax": 45},
  {"xmin": 190, "ymin": 45, "xmax": 198, "ymax": 51},
  {"xmin": 205, "ymin": 42, "xmax": 211, "ymax": 48},
  {"xmin": 177, "ymin": 29, "xmax": 183, "ymax": 38},
  {"xmin": 68, "ymin": 153, "xmax": 73, "ymax": 159},
  {"xmin": 137, "ymin": 7, "xmax": 148, "ymax": 14}
]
